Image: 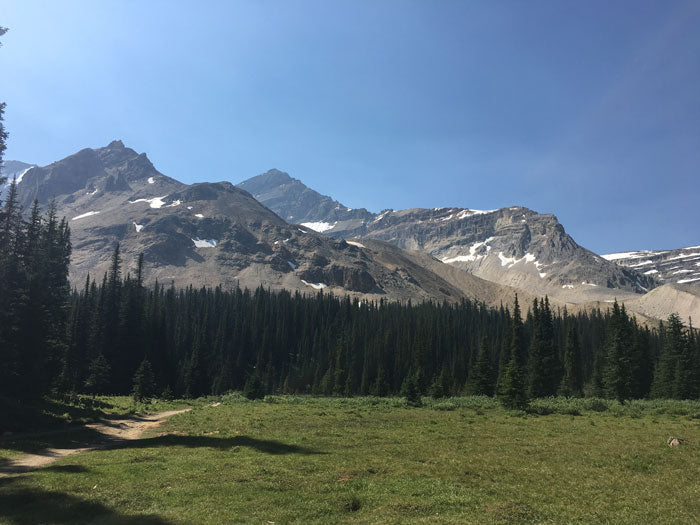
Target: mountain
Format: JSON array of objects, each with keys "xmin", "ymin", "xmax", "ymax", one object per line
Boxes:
[
  {"xmin": 0, "ymin": 160, "xmax": 36, "ymax": 198},
  {"xmin": 237, "ymin": 171, "xmax": 656, "ymax": 304},
  {"xmin": 602, "ymin": 247, "xmax": 700, "ymax": 286},
  {"xmin": 6, "ymin": 141, "xmax": 520, "ymax": 304},
  {"xmin": 238, "ymin": 169, "xmax": 374, "ymax": 228}
]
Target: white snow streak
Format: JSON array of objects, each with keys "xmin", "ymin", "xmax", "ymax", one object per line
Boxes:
[
  {"xmin": 147, "ymin": 177, "xmax": 155, "ymax": 184},
  {"xmin": 15, "ymin": 167, "xmax": 33, "ymax": 184},
  {"xmin": 191, "ymin": 238, "xmax": 218, "ymax": 248},
  {"xmin": 678, "ymin": 277, "xmax": 700, "ymax": 284},
  {"xmin": 194, "ymin": 214, "xmax": 204, "ymax": 218},
  {"xmin": 346, "ymin": 240, "xmax": 365, "ymax": 248},
  {"xmin": 442, "ymin": 238, "xmax": 492, "ymax": 264},
  {"xmin": 456, "ymin": 209, "xmax": 496, "ymax": 220},
  {"xmin": 601, "ymin": 252, "xmax": 646, "ymax": 261},
  {"xmin": 129, "ymin": 195, "xmax": 168, "ymax": 208},
  {"xmin": 300, "ymin": 221, "xmax": 337, "ymax": 233},
  {"xmin": 301, "ymin": 279, "xmax": 327, "ymax": 290},
  {"xmin": 71, "ymin": 211, "xmax": 100, "ymax": 221}
]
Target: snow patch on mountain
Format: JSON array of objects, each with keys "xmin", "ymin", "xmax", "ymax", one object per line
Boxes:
[
  {"xmin": 441, "ymin": 238, "xmax": 495, "ymax": 264},
  {"xmin": 129, "ymin": 195, "xmax": 168, "ymax": 208},
  {"xmin": 72, "ymin": 211, "xmax": 100, "ymax": 221},
  {"xmin": 301, "ymin": 279, "xmax": 327, "ymax": 289},
  {"xmin": 192, "ymin": 238, "xmax": 218, "ymax": 248},
  {"xmin": 300, "ymin": 221, "xmax": 337, "ymax": 233}
]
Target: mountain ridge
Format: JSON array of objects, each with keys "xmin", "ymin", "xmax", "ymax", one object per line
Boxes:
[{"xmin": 236, "ymin": 170, "xmax": 658, "ymax": 304}]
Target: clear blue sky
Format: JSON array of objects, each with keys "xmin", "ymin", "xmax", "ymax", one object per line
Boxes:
[{"xmin": 1, "ymin": 1, "xmax": 698, "ymax": 254}]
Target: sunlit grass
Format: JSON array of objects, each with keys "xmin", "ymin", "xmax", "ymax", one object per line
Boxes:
[{"xmin": 1, "ymin": 395, "xmax": 698, "ymax": 524}]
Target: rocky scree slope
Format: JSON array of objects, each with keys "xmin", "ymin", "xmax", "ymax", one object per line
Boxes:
[
  {"xmin": 237, "ymin": 170, "xmax": 656, "ymax": 304},
  {"xmin": 603, "ymin": 247, "xmax": 700, "ymax": 286},
  {"xmin": 6, "ymin": 142, "xmax": 499, "ymax": 303}
]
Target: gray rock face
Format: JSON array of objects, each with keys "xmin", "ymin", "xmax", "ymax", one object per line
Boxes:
[
  {"xmin": 236, "ymin": 174, "xmax": 656, "ymax": 303},
  {"xmin": 238, "ymin": 169, "xmax": 374, "ymax": 226},
  {"xmin": 0, "ymin": 160, "xmax": 36, "ymax": 199},
  {"xmin": 602, "ymin": 247, "xmax": 700, "ymax": 286},
  {"xmin": 7, "ymin": 142, "xmax": 489, "ymax": 303}
]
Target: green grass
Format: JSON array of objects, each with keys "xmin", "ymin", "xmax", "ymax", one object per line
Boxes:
[
  {"xmin": 0, "ymin": 395, "xmax": 201, "ymax": 463},
  {"xmin": 1, "ymin": 395, "xmax": 699, "ymax": 524}
]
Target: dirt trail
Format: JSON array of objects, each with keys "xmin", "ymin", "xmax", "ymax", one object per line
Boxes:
[{"xmin": 0, "ymin": 408, "xmax": 190, "ymax": 476}]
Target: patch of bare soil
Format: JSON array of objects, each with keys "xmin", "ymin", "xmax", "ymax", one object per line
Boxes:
[{"xmin": 0, "ymin": 409, "xmax": 190, "ymax": 476}]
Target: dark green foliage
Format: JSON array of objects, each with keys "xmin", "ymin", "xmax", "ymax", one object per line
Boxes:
[
  {"xmin": 500, "ymin": 352, "xmax": 528, "ymax": 410},
  {"xmin": 559, "ymin": 324, "xmax": 583, "ymax": 397},
  {"xmin": 132, "ymin": 358, "xmax": 156, "ymax": 402},
  {"xmin": 428, "ymin": 367, "xmax": 450, "ymax": 399},
  {"xmin": 651, "ymin": 314, "xmax": 697, "ymax": 399},
  {"xmin": 84, "ymin": 353, "xmax": 111, "ymax": 396},
  {"xmin": 603, "ymin": 301, "xmax": 635, "ymax": 402},
  {"xmin": 527, "ymin": 297, "xmax": 561, "ymax": 398},
  {"xmin": 371, "ymin": 366, "xmax": 389, "ymax": 397},
  {"xmin": 243, "ymin": 371, "xmax": 266, "ymax": 400},
  {"xmin": 500, "ymin": 295, "xmax": 529, "ymax": 409},
  {"xmin": 0, "ymin": 191, "xmax": 694, "ymax": 403},
  {"xmin": 467, "ymin": 336, "xmax": 494, "ymax": 396},
  {"xmin": 401, "ymin": 372, "xmax": 422, "ymax": 406}
]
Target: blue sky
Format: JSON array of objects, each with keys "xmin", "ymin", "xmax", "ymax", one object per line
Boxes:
[{"xmin": 1, "ymin": 0, "xmax": 698, "ymax": 253}]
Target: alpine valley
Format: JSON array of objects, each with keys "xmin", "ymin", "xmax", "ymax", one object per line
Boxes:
[{"xmin": 6, "ymin": 141, "xmax": 700, "ymax": 323}]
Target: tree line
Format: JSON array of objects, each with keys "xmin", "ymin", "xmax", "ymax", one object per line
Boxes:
[{"xmin": 1, "ymin": 193, "xmax": 698, "ymax": 404}]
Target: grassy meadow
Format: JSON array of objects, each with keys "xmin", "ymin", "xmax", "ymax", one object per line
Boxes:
[{"xmin": 1, "ymin": 395, "xmax": 699, "ymax": 524}]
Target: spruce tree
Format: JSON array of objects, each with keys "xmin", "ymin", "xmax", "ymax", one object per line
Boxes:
[
  {"xmin": 559, "ymin": 324, "xmax": 583, "ymax": 397},
  {"xmin": 84, "ymin": 353, "xmax": 111, "ymax": 396},
  {"xmin": 499, "ymin": 296, "xmax": 528, "ymax": 409},
  {"xmin": 243, "ymin": 370, "xmax": 265, "ymax": 400},
  {"xmin": 651, "ymin": 314, "xmax": 686, "ymax": 399},
  {"xmin": 132, "ymin": 358, "xmax": 156, "ymax": 402},
  {"xmin": 401, "ymin": 372, "xmax": 422, "ymax": 407},
  {"xmin": 604, "ymin": 301, "xmax": 633, "ymax": 402},
  {"xmin": 467, "ymin": 336, "xmax": 494, "ymax": 396}
]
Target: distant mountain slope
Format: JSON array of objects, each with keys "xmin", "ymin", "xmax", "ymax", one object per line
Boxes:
[
  {"xmin": 237, "ymin": 172, "xmax": 656, "ymax": 304},
  {"xmin": 0, "ymin": 160, "xmax": 36, "ymax": 198},
  {"xmin": 8, "ymin": 142, "xmax": 505, "ymax": 304},
  {"xmin": 238, "ymin": 169, "xmax": 374, "ymax": 227},
  {"xmin": 602, "ymin": 247, "xmax": 700, "ymax": 286}
]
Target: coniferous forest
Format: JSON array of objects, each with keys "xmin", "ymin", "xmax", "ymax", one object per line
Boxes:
[{"xmin": 0, "ymin": 188, "xmax": 699, "ymax": 404}]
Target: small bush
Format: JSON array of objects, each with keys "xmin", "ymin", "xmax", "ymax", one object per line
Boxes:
[{"xmin": 342, "ymin": 495, "xmax": 362, "ymax": 512}]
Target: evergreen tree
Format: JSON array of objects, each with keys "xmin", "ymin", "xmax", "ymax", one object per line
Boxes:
[
  {"xmin": 499, "ymin": 296, "xmax": 528, "ymax": 409},
  {"xmin": 132, "ymin": 358, "xmax": 156, "ymax": 402},
  {"xmin": 527, "ymin": 298, "xmax": 560, "ymax": 397},
  {"xmin": 401, "ymin": 372, "xmax": 422, "ymax": 407},
  {"xmin": 651, "ymin": 314, "xmax": 685, "ymax": 398},
  {"xmin": 243, "ymin": 370, "xmax": 265, "ymax": 400},
  {"xmin": 428, "ymin": 366, "xmax": 450, "ymax": 399},
  {"xmin": 467, "ymin": 336, "xmax": 494, "ymax": 396},
  {"xmin": 84, "ymin": 353, "xmax": 111, "ymax": 396},
  {"xmin": 371, "ymin": 366, "xmax": 388, "ymax": 397},
  {"xmin": 559, "ymin": 324, "xmax": 583, "ymax": 397}
]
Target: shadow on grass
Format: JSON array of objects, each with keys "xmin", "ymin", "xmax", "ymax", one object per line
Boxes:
[
  {"xmin": 0, "ymin": 477, "xmax": 173, "ymax": 524},
  {"xmin": 0, "ymin": 395, "xmax": 119, "ymax": 434},
  {"xmin": 122, "ymin": 434, "xmax": 322, "ymax": 455},
  {"xmin": 42, "ymin": 464, "xmax": 90, "ymax": 473},
  {"xmin": 0, "ymin": 432, "xmax": 322, "ymax": 475}
]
